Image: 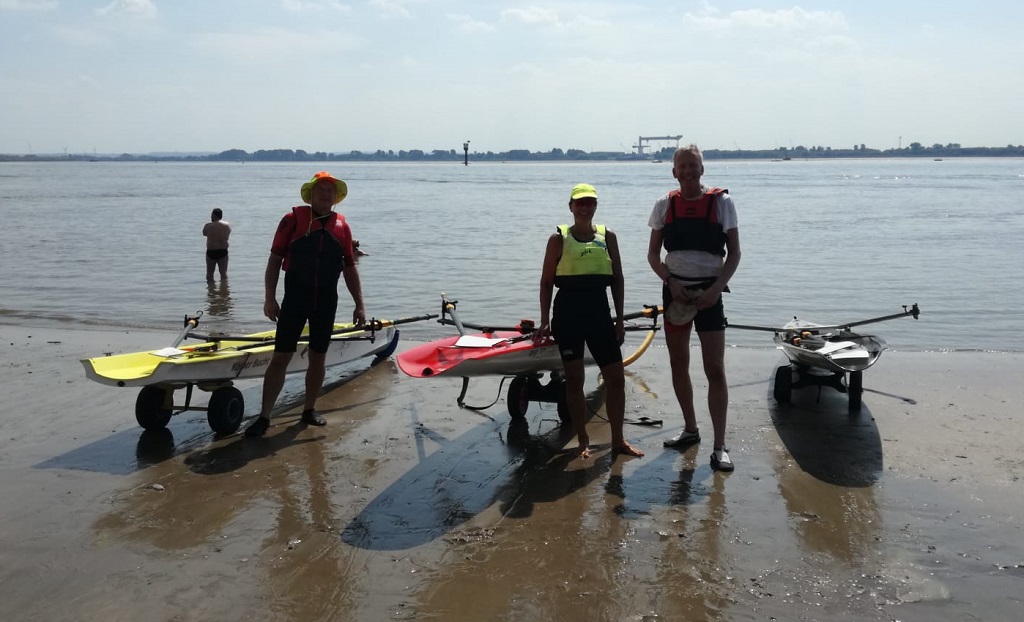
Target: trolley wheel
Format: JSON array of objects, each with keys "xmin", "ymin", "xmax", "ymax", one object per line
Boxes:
[
  {"xmin": 507, "ymin": 376, "xmax": 531, "ymax": 420},
  {"xmin": 773, "ymin": 365, "xmax": 792, "ymax": 404},
  {"xmin": 135, "ymin": 386, "xmax": 174, "ymax": 430},
  {"xmin": 848, "ymin": 370, "xmax": 863, "ymax": 413},
  {"xmin": 207, "ymin": 386, "xmax": 245, "ymax": 435}
]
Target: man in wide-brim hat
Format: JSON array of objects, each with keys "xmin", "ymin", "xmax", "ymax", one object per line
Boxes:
[{"xmin": 244, "ymin": 171, "xmax": 366, "ymax": 437}]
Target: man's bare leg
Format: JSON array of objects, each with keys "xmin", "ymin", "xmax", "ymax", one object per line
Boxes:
[
  {"xmin": 666, "ymin": 326, "xmax": 699, "ymax": 433},
  {"xmin": 698, "ymin": 330, "xmax": 728, "ymax": 448},
  {"xmin": 245, "ymin": 351, "xmax": 293, "ymax": 436},
  {"xmin": 260, "ymin": 352, "xmax": 293, "ymax": 418},
  {"xmin": 303, "ymin": 351, "xmax": 327, "ymax": 412}
]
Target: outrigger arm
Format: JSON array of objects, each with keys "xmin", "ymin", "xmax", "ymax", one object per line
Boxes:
[
  {"xmin": 729, "ymin": 303, "xmax": 920, "ymax": 333},
  {"xmin": 172, "ymin": 311, "xmax": 204, "ymax": 347},
  {"xmin": 431, "ymin": 293, "xmax": 663, "ymax": 413},
  {"xmin": 185, "ymin": 313, "xmax": 438, "ymax": 353}
]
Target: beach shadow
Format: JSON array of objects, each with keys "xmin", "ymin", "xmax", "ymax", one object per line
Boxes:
[
  {"xmin": 33, "ymin": 414, "xmax": 221, "ymax": 475},
  {"xmin": 768, "ymin": 375, "xmax": 884, "ymax": 487},
  {"xmin": 35, "ymin": 361, "xmax": 377, "ymax": 475},
  {"xmin": 340, "ymin": 385, "xmax": 610, "ymax": 552},
  {"xmin": 183, "ymin": 421, "xmax": 321, "ymax": 475}
]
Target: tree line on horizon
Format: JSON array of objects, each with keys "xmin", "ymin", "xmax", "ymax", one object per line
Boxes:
[{"xmin": 3, "ymin": 142, "xmax": 1023, "ymax": 163}]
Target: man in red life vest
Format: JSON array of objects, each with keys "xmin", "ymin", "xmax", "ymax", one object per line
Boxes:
[
  {"xmin": 244, "ymin": 171, "xmax": 366, "ymax": 437},
  {"xmin": 647, "ymin": 146, "xmax": 741, "ymax": 471}
]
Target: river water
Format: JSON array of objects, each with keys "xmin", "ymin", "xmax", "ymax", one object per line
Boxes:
[{"xmin": 2, "ymin": 157, "xmax": 1022, "ymax": 351}]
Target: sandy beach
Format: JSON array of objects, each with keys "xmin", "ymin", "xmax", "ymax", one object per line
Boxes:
[{"xmin": 1, "ymin": 322, "xmax": 1021, "ymax": 622}]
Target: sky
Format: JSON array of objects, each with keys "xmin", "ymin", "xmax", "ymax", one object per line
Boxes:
[{"xmin": 2, "ymin": 0, "xmax": 1022, "ymax": 155}]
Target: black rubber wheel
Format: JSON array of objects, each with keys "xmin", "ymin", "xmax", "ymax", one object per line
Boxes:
[
  {"xmin": 848, "ymin": 370, "xmax": 863, "ymax": 413},
  {"xmin": 207, "ymin": 386, "xmax": 245, "ymax": 435},
  {"xmin": 773, "ymin": 365, "xmax": 792, "ymax": 404},
  {"xmin": 135, "ymin": 386, "xmax": 173, "ymax": 430},
  {"xmin": 506, "ymin": 376, "xmax": 530, "ymax": 420}
]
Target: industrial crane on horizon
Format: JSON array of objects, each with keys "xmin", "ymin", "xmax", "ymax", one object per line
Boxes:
[{"xmin": 632, "ymin": 135, "xmax": 683, "ymax": 157}]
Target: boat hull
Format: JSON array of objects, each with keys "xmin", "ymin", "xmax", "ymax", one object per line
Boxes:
[
  {"xmin": 396, "ymin": 331, "xmax": 595, "ymax": 379},
  {"xmin": 83, "ymin": 323, "xmax": 398, "ymax": 388},
  {"xmin": 774, "ymin": 320, "xmax": 884, "ymax": 373}
]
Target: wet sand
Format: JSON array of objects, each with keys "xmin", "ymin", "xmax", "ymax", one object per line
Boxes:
[{"xmin": 1, "ymin": 323, "xmax": 1022, "ymax": 622}]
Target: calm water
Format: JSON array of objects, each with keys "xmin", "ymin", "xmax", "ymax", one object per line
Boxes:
[{"xmin": 2, "ymin": 158, "xmax": 1022, "ymax": 352}]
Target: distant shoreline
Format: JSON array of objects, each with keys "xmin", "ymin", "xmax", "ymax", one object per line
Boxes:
[{"xmin": 3, "ymin": 144, "xmax": 1023, "ymax": 163}]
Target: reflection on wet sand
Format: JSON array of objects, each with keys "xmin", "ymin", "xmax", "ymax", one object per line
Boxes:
[
  {"xmin": 769, "ymin": 391, "xmax": 883, "ymax": 562},
  {"xmin": 83, "ymin": 350, "xmax": 1016, "ymax": 621},
  {"xmin": 205, "ymin": 278, "xmax": 233, "ymax": 319},
  {"xmin": 93, "ymin": 364, "xmax": 391, "ymax": 618}
]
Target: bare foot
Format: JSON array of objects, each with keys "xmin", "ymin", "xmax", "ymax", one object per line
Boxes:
[
  {"xmin": 613, "ymin": 441, "xmax": 645, "ymax": 457},
  {"xmin": 576, "ymin": 442, "xmax": 591, "ymax": 460}
]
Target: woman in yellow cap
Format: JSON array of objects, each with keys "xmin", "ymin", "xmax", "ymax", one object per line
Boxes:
[{"xmin": 534, "ymin": 183, "xmax": 644, "ymax": 459}]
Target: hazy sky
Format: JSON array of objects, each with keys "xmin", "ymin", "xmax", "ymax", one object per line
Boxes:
[{"xmin": 2, "ymin": 0, "xmax": 1022, "ymax": 155}]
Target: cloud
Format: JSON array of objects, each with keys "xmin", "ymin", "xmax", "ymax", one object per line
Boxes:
[
  {"xmin": 502, "ymin": 6, "xmax": 560, "ymax": 26},
  {"xmin": 0, "ymin": 0, "xmax": 57, "ymax": 10},
  {"xmin": 192, "ymin": 26, "xmax": 361, "ymax": 62},
  {"xmin": 95, "ymin": 0, "xmax": 157, "ymax": 19},
  {"xmin": 685, "ymin": 6, "xmax": 848, "ymax": 32},
  {"xmin": 447, "ymin": 13, "xmax": 494, "ymax": 34},
  {"xmin": 369, "ymin": 0, "xmax": 414, "ymax": 19}
]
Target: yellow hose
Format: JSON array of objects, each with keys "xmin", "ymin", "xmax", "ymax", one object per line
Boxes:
[
  {"xmin": 623, "ymin": 326, "xmax": 657, "ymax": 367},
  {"xmin": 622, "ymin": 304, "xmax": 662, "ymax": 367}
]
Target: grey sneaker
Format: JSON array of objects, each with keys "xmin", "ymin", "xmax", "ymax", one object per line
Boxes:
[
  {"xmin": 710, "ymin": 447, "xmax": 734, "ymax": 472},
  {"xmin": 663, "ymin": 429, "xmax": 701, "ymax": 448}
]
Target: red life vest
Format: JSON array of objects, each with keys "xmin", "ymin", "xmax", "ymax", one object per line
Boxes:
[
  {"xmin": 272, "ymin": 206, "xmax": 352, "ymax": 296},
  {"xmin": 662, "ymin": 187, "xmax": 728, "ymax": 256}
]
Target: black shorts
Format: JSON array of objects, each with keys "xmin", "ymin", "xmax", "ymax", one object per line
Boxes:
[
  {"xmin": 662, "ymin": 283, "xmax": 727, "ymax": 333},
  {"xmin": 275, "ymin": 290, "xmax": 338, "ymax": 354},
  {"xmin": 206, "ymin": 248, "xmax": 228, "ymax": 260},
  {"xmin": 551, "ymin": 290, "xmax": 622, "ymax": 367}
]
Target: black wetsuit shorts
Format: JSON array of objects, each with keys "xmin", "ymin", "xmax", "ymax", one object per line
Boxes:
[
  {"xmin": 274, "ymin": 288, "xmax": 339, "ymax": 354},
  {"xmin": 550, "ymin": 288, "xmax": 622, "ymax": 367}
]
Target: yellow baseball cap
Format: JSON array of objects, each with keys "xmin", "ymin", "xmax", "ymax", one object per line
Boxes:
[
  {"xmin": 300, "ymin": 171, "xmax": 348, "ymax": 205},
  {"xmin": 570, "ymin": 183, "xmax": 598, "ymax": 200}
]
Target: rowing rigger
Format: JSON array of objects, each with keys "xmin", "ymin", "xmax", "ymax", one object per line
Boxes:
[{"xmin": 729, "ymin": 304, "xmax": 921, "ymax": 412}]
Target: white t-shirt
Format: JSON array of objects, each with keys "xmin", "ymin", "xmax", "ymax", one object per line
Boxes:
[{"xmin": 647, "ymin": 190, "xmax": 738, "ymax": 281}]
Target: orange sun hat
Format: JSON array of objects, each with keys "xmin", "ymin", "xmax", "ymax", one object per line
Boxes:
[{"xmin": 300, "ymin": 171, "xmax": 348, "ymax": 205}]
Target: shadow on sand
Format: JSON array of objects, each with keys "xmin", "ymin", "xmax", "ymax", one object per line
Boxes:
[
  {"xmin": 768, "ymin": 376, "xmax": 884, "ymax": 487},
  {"xmin": 340, "ymin": 386, "xmax": 615, "ymax": 551},
  {"xmin": 34, "ymin": 363, "xmax": 375, "ymax": 475}
]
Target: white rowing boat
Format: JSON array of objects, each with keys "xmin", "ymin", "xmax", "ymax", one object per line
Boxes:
[{"xmin": 730, "ymin": 304, "xmax": 920, "ymax": 412}]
